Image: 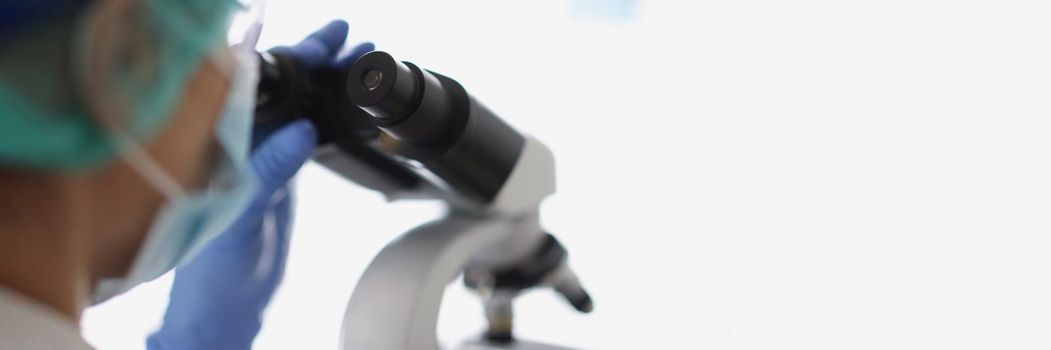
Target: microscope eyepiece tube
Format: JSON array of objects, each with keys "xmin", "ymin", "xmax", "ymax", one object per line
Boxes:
[
  {"xmin": 346, "ymin": 51, "xmax": 527, "ymax": 205},
  {"xmin": 347, "ymin": 51, "xmax": 454, "ymax": 147}
]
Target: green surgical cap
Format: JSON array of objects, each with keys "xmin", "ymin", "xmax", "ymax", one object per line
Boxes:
[{"xmin": 0, "ymin": 0, "xmax": 239, "ymax": 171}]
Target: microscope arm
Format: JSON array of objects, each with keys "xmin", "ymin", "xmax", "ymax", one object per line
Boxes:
[{"xmin": 340, "ymin": 135, "xmax": 548, "ymax": 349}]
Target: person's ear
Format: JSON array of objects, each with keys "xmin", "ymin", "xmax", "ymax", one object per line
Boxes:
[{"xmin": 75, "ymin": 0, "xmax": 160, "ymax": 132}]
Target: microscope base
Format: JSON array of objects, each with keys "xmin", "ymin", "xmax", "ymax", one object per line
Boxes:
[{"xmin": 456, "ymin": 339, "xmax": 578, "ymax": 350}]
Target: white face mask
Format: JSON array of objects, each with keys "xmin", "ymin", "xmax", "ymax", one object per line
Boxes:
[{"xmin": 93, "ymin": 48, "xmax": 260, "ymax": 304}]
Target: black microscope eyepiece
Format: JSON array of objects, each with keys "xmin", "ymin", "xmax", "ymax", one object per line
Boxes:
[
  {"xmin": 347, "ymin": 51, "xmax": 420, "ymax": 122},
  {"xmin": 347, "ymin": 51, "xmax": 455, "ymax": 148}
]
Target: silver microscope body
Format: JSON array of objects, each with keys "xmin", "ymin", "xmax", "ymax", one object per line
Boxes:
[{"xmin": 255, "ymin": 50, "xmax": 592, "ymax": 350}]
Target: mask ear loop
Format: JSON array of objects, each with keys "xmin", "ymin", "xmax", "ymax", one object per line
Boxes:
[
  {"xmin": 212, "ymin": 0, "xmax": 268, "ymax": 80},
  {"xmin": 72, "ymin": 0, "xmax": 187, "ymax": 199},
  {"xmin": 238, "ymin": 0, "xmax": 266, "ymax": 51}
]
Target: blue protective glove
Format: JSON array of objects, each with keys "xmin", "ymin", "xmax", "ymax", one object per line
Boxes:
[{"xmin": 147, "ymin": 20, "xmax": 374, "ymax": 350}]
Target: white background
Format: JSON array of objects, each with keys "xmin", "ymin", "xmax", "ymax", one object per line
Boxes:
[{"xmin": 83, "ymin": 0, "xmax": 1051, "ymax": 349}]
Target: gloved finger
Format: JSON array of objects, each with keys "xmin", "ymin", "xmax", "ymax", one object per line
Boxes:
[
  {"xmin": 250, "ymin": 119, "xmax": 317, "ymax": 194},
  {"xmin": 290, "ymin": 20, "xmax": 350, "ymax": 68},
  {"xmin": 271, "ymin": 185, "xmax": 294, "ymax": 249},
  {"xmin": 334, "ymin": 41, "xmax": 376, "ymax": 68},
  {"xmin": 203, "ymin": 184, "xmax": 290, "ymax": 252},
  {"xmin": 299, "ymin": 20, "xmax": 349, "ymax": 52},
  {"xmin": 250, "ymin": 123, "xmax": 281, "ymax": 151},
  {"xmin": 259, "ymin": 186, "xmax": 294, "ymax": 285}
]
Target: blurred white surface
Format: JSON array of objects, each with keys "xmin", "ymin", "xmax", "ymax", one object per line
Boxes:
[{"xmin": 84, "ymin": 0, "xmax": 1051, "ymax": 349}]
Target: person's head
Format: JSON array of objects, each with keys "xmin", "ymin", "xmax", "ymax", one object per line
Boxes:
[{"xmin": 0, "ymin": 0, "xmax": 252, "ymax": 313}]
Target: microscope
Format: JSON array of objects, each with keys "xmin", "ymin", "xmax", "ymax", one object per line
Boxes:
[{"xmin": 255, "ymin": 49, "xmax": 593, "ymax": 350}]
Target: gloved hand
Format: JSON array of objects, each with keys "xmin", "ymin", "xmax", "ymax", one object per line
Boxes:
[{"xmin": 148, "ymin": 20, "xmax": 374, "ymax": 350}]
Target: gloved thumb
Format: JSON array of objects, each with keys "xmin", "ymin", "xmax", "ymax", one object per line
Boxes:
[
  {"xmin": 250, "ymin": 119, "xmax": 317, "ymax": 193},
  {"xmin": 271, "ymin": 20, "xmax": 349, "ymax": 69}
]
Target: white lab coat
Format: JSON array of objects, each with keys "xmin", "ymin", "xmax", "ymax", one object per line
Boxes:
[{"xmin": 0, "ymin": 286, "xmax": 94, "ymax": 349}]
